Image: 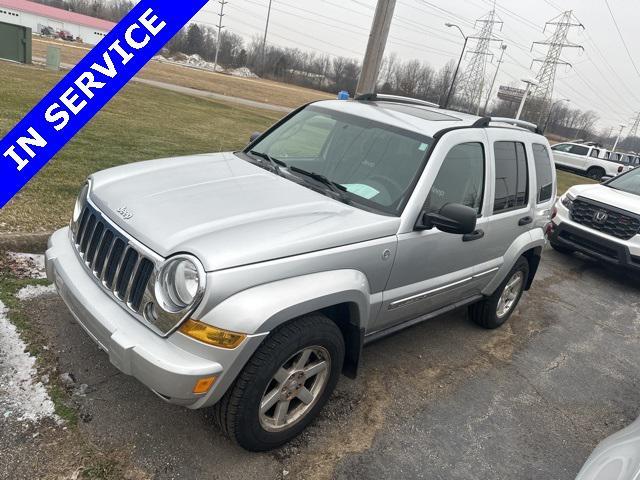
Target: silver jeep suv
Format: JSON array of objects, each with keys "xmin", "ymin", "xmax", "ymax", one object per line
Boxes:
[{"xmin": 45, "ymin": 95, "xmax": 556, "ymax": 451}]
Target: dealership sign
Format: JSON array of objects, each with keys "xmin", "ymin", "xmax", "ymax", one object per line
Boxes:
[
  {"xmin": 497, "ymin": 86, "xmax": 526, "ymax": 104},
  {"xmin": 0, "ymin": 0, "xmax": 208, "ymax": 208}
]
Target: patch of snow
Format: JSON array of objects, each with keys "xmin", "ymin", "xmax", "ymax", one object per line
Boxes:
[
  {"xmin": 229, "ymin": 67, "xmax": 259, "ymax": 78},
  {"xmin": 6, "ymin": 252, "xmax": 46, "ymax": 279},
  {"xmin": 15, "ymin": 284, "xmax": 56, "ymax": 301},
  {"xmin": 0, "ymin": 300, "xmax": 57, "ymax": 422}
]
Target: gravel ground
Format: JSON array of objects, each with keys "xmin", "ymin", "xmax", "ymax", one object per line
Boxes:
[{"xmin": 0, "ymin": 247, "xmax": 639, "ymax": 479}]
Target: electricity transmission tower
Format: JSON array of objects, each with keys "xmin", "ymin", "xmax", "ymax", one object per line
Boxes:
[
  {"xmin": 527, "ymin": 11, "xmax": 583, "ymax": 125},
  {"xmin": 213, "ymin": 0, "xmax": 228, "ymax": 72},
  {"xmin": 456, "ymin": 4, "xmax": 502, "ymax": 113},
  {"xmin": 628, "ymin": 112, "xmax": 640, "ymax": 138}
]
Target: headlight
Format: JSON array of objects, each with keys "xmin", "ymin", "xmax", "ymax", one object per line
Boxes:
[
  {"xmin": 156, "ymin": 255, "xmax": 206, "ymax": 312},
  {"xmin": 71, "ymin": 181, "xmax": 90, "ymax": 232},
  {"xmin": 560, "ymin": 192, "xmax": 575, "ymax": 210}
]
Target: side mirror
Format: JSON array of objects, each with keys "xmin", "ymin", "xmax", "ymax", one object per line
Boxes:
[
  {"xmin": 249, "ymin": 132, "xmax": 262, "ymax": 143},
  {"xmin": 416, "ymin": 203, "xmax": 477, "ymax": 235}
]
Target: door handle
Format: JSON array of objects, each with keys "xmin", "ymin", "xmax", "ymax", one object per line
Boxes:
[
  {"xmin": 518, "ymin": 216, "xmax": 533, "ymax": 226},
  {"xmin": 462, "ymin": 229, "xmax": 485, "ymax": 242}
]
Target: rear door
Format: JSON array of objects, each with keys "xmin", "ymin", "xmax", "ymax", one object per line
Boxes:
[
  {"xmin": 481, "ymin": 130, "xmax": 536, "ymax": 270},
  {"xmin": 565, "ymin": 144, "xmax": 590, "ymax": 171}
]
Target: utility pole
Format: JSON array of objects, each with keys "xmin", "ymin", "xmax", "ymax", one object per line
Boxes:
[
  {"xmin": 627, "ymin": 112, "xmax": 640, "ymax": 138},
  {"xmin": 443, "ymin": 23, "xmax": 468, "ymax": 109},
  {"xmin": 528, "ymin": 11, "xmax": 584, "ymax": 124},
  {"xmin": 260, "ymin": 0, "xmax": 273, "ymax": 76},
  {"xmin": 456, "ymin": 1, "xmax": 503, "ymax": 113},
  {"xmin": 355, "ymin": 0, "xmax": 396, "ymax": 96},
  {"xmin": 516, "ymin": 79, "xmax": 538, "ymax": 120},
  {"xmin": 482, "ymin": 43, "xmax": 507, "ymax": 115},
  {"xmin": 612, "ymin": 124, "xmax": 626, "ymax": 152},
  {"xmin": 213, "ymin": 0, "xmax": 228, "ymax": 73}
]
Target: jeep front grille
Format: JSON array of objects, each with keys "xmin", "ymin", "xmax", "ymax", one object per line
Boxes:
[
  {"xmin": 570, "ymin": 198, "xmax": 640, "ymax": 241},
  {"xmin": 73, "ymin": 204, "xmax": 154, "ymax": 313}
]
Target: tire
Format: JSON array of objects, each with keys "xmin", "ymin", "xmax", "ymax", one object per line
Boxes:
[
  {"xmin": 469, "ymin": 257, "xmax": 529, "ymax": 329},
  {"xmin": 586, "ymin": 167, "xmax": 605, "ymax": 181},
  {"xmin": 213, "ymin": 313, "xmax": 345, "ymax": 451},
  {"xmin": 550, "ymin": 239, "xmax": 574, "ymax": 255}
]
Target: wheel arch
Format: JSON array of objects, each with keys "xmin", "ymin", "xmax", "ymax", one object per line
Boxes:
[{"xmin": 197, "ymin": 269, "xmax": 371, "ymax": 378}]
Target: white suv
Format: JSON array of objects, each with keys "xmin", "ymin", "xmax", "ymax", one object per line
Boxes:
[
  {"xmin": 550, "ymin": 167, "xmax": 640, "ymax": 270},
  {"xmin": 551, "ymin": 142, "xmax": 627, "ymax": 180}
]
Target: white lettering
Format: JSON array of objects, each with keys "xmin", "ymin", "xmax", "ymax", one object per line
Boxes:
[
  {"xmin": 3, "ymin": 145, "xmax": 30, "ymax": 171},
  {"xmin": 91, "ymin": 50, "xmax": 118, "ymax": 78},
  {"xmin": 125, "ymin": 24, "xmax": 150, "ymax": 50},
  {"xmin": 139, "ymin": 8, "xmax": 167, "ymax": 36},
  {"xmin": 108, "ymin": 39, "xmax": 134, "ymax": 65},
  {"xmin": 75, "ymin": 72, "xmax": 105, "ymax": 99},
  {"xmin": 60, "ymin": 87, "xmax": 87, "ymax": 115},
  {"xmin": 17, "ymin": 127, "xmax": 47, "ymax": 159},
  {"xmin": 45, "ymin": 103, "xmax": 70, "ymax": 131}
]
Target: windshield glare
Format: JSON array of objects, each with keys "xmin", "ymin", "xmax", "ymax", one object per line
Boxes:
[
  {"xmin": 608, "ymin": 168, "xmax": 640, "ymax": 196},
  {"xmin": 250, "ymin": 105, "xmax": 433, "ymax": 214}
]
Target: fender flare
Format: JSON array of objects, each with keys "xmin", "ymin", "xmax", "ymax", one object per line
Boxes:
[{"xmin": 198, "ymin": 269, "xmax": 371, "ymax": 335}]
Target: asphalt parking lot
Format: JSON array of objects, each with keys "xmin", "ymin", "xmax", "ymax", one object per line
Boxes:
[{"xmin": 2, "ymin": 247, "xmax": 640, "ymax": 479}]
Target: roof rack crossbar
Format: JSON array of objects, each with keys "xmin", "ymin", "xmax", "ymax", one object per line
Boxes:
[
  {"xmin": 355, "ymin": 93, "xmax": 440, "ymax": 109},
  {"xmin": 489, "ymin": 117, "xmax": 541, "ymax": 134}
]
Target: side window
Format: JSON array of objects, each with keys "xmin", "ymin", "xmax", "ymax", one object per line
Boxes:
[
  {"xmin": 493, "ymin": 141, "xmax": 529, "ymax": 213},
  {"xmin": 569, "ymin": 145, "xmax": 589, "ymax": 156},
  {"xmin": 423, "ymin": 142, "xmax": 485, "ymax": 215},
  {"xmin": 552, "ymin": 144, "xmax": 571, "ymax": 152},
  {"xmin": 590, "ymin": 149, "xmax": 600, "ymax": 158},
  {"xmin": 532, "ymin": 144, "xmax": 554, "ymax": 203}
]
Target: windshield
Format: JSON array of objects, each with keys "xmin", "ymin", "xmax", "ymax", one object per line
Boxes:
[
  {"xmin": 248, "ymin": 105, "xmax": 433, "ymax": 215},
  {"xmin": 607, "ymin": 167, "xmax": 640, "ymax": 196}
]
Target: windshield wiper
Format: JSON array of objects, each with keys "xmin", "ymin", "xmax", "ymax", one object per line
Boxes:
[
  {"xmin": 288, "ymin": 166, "xmax": 350, "ymax": 202},
  {"xmin": 248, "ymin": 150, "xmax": 287, "ymax": 175}
]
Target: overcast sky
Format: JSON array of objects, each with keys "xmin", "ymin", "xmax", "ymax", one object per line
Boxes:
[{"xmin": 190, "ymin": 0, "xmax": 639, "ymax": 132}]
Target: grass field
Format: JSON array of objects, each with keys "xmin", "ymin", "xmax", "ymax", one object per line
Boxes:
[
  {"xmin": 0, "ymin": 61, "xmax": 282, "ymax": 233},
  {"xmin": 556, "ymin": 169, "xmax": 597, "ymax": 194},
  {"xmin": 32, "ymin": 38, "xmax": 333, "ymax": 108}
]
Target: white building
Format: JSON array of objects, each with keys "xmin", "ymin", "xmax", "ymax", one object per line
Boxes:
[{"xmin": 0, "ymin": 0, "xmax": 115, "ymax": 46}]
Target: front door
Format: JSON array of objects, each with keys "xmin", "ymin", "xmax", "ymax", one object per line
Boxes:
[{"xmin": 371, "ymin": 129, "xmax": 497, "ymax": 334}]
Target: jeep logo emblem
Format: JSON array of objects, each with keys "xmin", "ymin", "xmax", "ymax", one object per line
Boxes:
[
  {"xmin": 116, "ymin": 206, "xmax": 133, "ymax": 220},
  {"xmin": 593, "ymin": 210, "xmax": 608, "ymax": 224}
]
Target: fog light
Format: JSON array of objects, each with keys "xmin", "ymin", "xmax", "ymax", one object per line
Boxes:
[
  {"xmin": 193, "ymin": 377, "xmax": 216, "ymax": 394},
  {"xmin": 179, "ymin": 319, "xmax": 246, "ymax": 349}
]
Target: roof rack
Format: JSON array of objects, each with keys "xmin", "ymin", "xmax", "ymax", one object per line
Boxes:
[
  {"xmin": 487, "ymin": 117, "xmax": 541, "ymax": 134},
  {"xmin": 355, "ymin": 93, "xmax": 440, "ymax": 109}
]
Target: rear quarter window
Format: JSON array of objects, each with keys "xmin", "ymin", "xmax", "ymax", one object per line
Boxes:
[{"xmin": 532, "ymin": 144, "xmax": 554, "ymax": 203}]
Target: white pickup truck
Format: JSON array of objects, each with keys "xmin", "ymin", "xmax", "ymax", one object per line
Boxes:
[{"xmin": 550, "ymin": 142, "xmax": 628, "ymax": 180}]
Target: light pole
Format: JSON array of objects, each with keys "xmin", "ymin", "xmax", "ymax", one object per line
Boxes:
[
  {"xmin": 542, "ymin": 98, "xmax": 569, "ymax": 134},
  {"xmin": 482, "ymin": 43, "xmax": 507, "ymax": 115},
  {"xmin": 443, "ymin": 23, "xmax": 468, "ymax": 109},
  {"xmin": 612, "ymin": 124, "xmax": 626, "ymax": 152},
  {"xmin": 260, "ymin": 0, "xmax": 273, "ymax": 76},
  {"xmin": 515, "ymin": 78, "xmax": 538, "ymax": 120}
]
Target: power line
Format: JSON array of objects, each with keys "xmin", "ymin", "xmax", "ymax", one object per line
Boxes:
[{"xmin": 602, "ymin": 0, "xmax": 640, "ymax": 78}]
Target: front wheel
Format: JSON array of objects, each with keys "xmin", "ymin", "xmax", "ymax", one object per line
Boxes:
[
  {"xmin": 213, "ymin": 313, "xmax": 345, "ymax": 451},
  {"xmin": 469, "ymin": 257, "xmax": 529, "ymax": 329}
]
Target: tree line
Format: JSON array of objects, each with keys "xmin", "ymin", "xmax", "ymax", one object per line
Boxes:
[{"xmin": 32, "ymin": 0, "xmax": 627, "ymax": 143}]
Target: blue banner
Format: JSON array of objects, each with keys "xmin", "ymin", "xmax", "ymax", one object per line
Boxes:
[{"xmin": 0, "ymin": 1, "xmax": 209, "ymax": 208}]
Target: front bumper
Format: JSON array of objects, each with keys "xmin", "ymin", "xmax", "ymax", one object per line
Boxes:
[
  {"xmin": 45, "ymin": 227, "xmax": 264, "ymax": 408},
  {"xmin": 551, "ymin": 207, "xmax": 640, "ymax": 271}
]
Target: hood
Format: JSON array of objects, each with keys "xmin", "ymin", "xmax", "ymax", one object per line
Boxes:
[
  {"xmin": 89, "ymin": 153, "xmax": 400, "ymax": 271},
  {"xmin": 567, "ymin": 184, "xmax": 640, "ymax": 215}
]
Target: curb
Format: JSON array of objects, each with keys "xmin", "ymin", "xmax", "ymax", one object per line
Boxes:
[{"xmin": 0, "ymin": 233, "xmax": 51, "ymax": 253}]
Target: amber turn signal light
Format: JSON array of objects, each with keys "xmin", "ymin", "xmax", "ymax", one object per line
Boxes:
[
  {"xmin": 179, "ymin": 319, "xmax": 246, "ymax": 349},
  {"xmin": 193, "ymin": 377, "xmax": 217, "ymax": 394}
]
